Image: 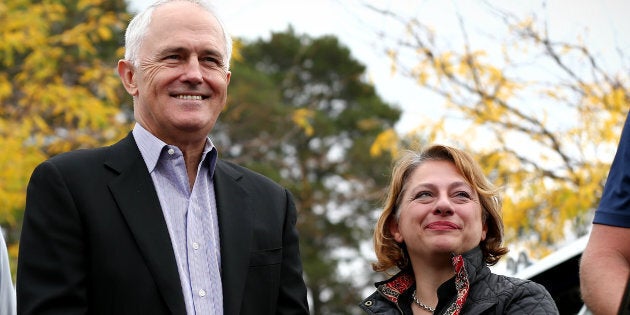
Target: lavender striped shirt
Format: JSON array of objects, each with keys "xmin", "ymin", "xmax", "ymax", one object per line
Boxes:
[{"xmin": 133, "ymin": 124, "xmax": 222, "ymax": 315}]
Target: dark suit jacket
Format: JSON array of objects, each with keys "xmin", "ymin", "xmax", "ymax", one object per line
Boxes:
[{"xmin": 17, "ymin": 133, "xmax": 309, "ymax": 314}]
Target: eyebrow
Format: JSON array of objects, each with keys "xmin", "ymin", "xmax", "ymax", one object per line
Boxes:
[
  {"xmin": 159, "ymin": 46, "xmax": 224, "ymax": 59},
  {"xmin": 410, "ymin": 181, "xmax": 473, "ymax": 192}
]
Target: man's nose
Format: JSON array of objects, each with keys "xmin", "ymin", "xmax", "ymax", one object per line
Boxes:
[{"xmin": 181, "ymin": 58, "xmax": 203, "ymax": 84}]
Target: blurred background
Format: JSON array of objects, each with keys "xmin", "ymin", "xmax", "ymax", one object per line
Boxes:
[{"xmin": 1, "ymin": 0, "xmax": 628, "ymax": 313}]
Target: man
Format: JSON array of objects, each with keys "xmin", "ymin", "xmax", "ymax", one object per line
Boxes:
[
  {"xmin": 580, "ymin": 111, "xmax": 630, "ymax": 314},
  {"xmin": 16, "ymin": 1, "xmax": 309, "ymax": 314},
  {"xmin": 1, "ymin": 232, "xmax": 16, "ymax": 315}
]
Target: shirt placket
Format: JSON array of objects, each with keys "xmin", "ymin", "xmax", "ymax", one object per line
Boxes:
[{"xmin": 187, "ymin": 160, "xmax": 222, "ymax": 315}]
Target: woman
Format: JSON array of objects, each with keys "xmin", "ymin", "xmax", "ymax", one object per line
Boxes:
[{"xmin": 359, "ymin": 145, "xmax": 558, "ymax": 314}]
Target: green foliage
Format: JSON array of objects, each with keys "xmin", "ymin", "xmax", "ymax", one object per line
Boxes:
[{"xmin": 217, "ymin": 28, "xmax": 401, "ymax": 314}]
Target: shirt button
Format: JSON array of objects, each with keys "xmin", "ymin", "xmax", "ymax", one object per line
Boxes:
[
  {"xmin": 199, "ymin": 289, "xmax": 206, "ymax": 297},
  {"xmin": 192, "ymin": 242, "xmax": 199, "ymax": 250},
  {"xmin": 167, "ymin": 148, "xmax": 175, "ymax": 155}
]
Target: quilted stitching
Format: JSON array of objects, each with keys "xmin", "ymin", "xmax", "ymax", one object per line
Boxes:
[
  {"xmin": 359, "ymin": 247, "xmax": 559, "ymax": 314},
  {"xmin": 459, "ymin": 249, "xmax": 558, "ymax": 314}
]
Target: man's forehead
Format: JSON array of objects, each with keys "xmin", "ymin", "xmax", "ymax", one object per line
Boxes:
[{"xmin": 142, "ymin": 7, "xmax": 225, "ymax": 48}]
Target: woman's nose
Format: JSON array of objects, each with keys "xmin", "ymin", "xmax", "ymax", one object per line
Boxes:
[{"xmin": 433, "ymin": 195, "xmax": 454, "ymax": 216}]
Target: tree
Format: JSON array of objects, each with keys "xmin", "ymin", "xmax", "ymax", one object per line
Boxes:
[
  {"xmin": 215, "ymin": 29, "xmax": 401, "ymax": 314},
  {"xmin": 367, "ymin": 2, "xmax": 628, "ymax": 256},
  {"xmin": 0, "ymin": 0, "xmax": 131, "ymax": 264}
]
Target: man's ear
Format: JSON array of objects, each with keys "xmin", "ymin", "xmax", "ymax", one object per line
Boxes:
[{"xmin": 117, "ymin": 60, "xmax": 138, "ymax": 96}]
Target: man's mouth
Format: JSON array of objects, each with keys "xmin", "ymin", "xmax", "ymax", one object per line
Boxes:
[{"xmin": 174, "ymin": 94, "xmax": 204, "ymax": 100}]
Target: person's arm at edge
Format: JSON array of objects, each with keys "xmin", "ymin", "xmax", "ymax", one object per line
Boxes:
[{"xmin": 580, "ymin": 224, "xmax": 630, "ymax": 314}]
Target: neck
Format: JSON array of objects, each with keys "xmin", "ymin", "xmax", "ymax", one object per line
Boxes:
[
  {"xmin": 410, "ymin": 255, "xmax": 454, "ymax": 311},
  {"xmin": 157, "ymin": 130, "xmax": 208, "ymax": 186},
  {"xmin": 182, "ymin": 144, "xmax": 205, "ymax": 190}
]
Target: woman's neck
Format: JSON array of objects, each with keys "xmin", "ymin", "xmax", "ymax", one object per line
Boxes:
[{"xmin": 410, "ymin": 255, "xmax": 455, "ymax": 309}]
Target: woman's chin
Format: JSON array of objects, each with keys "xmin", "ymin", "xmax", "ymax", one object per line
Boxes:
[{"xmin": 430, "ymin": 240, "xmax": 459, "ymax": 254}]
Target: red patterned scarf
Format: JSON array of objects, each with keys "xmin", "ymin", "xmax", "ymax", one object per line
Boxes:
[
  {"xmin": 377, "ymin": 253, "xmax": 471, "ymax": 314},
  {"xmin": 443, "ymin": 254, "xmax": 470, "ymax": 315}
]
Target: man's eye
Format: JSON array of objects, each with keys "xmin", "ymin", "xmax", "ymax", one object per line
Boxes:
[{"xmin": 202, "ymin": 57, "xmax": 222, "ymax": 67}]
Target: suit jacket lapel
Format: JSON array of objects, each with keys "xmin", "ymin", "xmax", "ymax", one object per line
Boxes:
[
  {"xmin": 105, "ymin": 134, "xmax": 186, "ymax": 315},
  {"xmin": 215, "ymin": 161, "xmax": 253, "ymax": 315}
]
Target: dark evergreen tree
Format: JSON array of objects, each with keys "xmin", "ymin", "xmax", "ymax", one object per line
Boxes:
[{"xmin": 214, "ymin": 28, "xmax": 401, "ymax": 314}]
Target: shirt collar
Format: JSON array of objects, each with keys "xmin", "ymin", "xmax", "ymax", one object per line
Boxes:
[{"xmin": 132, "ymin": 123, "xmax": 217, "ymax": 174}]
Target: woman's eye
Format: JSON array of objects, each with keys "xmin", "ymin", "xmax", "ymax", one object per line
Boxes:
[
  {"xmin": 413, "ymin": 191, "xmax": 432, "ymax": 200},
  {"xmin": 454, "ymin": 191, "xmax": 472, "ymax": 199}
]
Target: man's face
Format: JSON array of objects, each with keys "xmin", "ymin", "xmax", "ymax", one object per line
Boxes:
[{"xmin": 119, "ymin": 1, "xmax": 231, "ymax": 144}]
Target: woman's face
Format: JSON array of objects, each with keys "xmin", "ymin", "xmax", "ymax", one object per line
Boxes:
[{"xmin": 390, "ymin": 160, "xmax": 487, "ymax": 259}]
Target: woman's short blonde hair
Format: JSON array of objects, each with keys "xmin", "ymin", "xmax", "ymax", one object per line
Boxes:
[{"xmin": 372, "ymin": 144, "xmax": 509, "ymax": 272}]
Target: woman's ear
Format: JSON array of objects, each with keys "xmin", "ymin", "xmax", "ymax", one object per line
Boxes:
[
  {"xmin": 389, "ymin": 217, "xmax": 404, "ymax": 243},
  {"xmin": 117, "ymin": 60, "xmax": 138, "ymax": 96},
  {"xmin": 480, "ymin": 208, "xmax": 489, "ymax": 241}
]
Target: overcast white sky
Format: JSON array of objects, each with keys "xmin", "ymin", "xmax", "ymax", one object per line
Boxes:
[{"xmin": 127, "ymin": 0, "xmax": 630, "ymax": 133}]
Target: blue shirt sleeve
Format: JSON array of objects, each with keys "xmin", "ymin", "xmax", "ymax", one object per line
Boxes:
[{"xmin": 593, "ymin": 111, "xmax": 630, "ymax": 227}]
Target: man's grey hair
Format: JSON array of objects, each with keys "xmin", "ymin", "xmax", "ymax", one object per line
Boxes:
[{"xmin": 123, "ymin": 0, "xmax": 233, "ymax": 71}]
